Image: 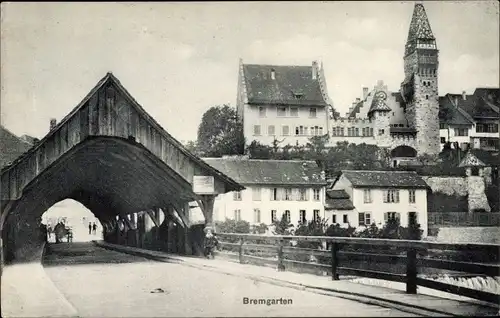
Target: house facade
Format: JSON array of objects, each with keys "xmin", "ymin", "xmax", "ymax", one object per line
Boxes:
[
  {"xmin": 202, "ymin": 157, "xmax": 327, "ymax": 226},
  {"xmin": 236, "ymin": 60, "xmax": 333, "ymax": 147},
  {"xmin": 439, "ymin": 89, "xmax": 499, "ymax": 152},
  {"xmin": 326, "ymin": 170, "xmax": 429, "ymax": 237}
]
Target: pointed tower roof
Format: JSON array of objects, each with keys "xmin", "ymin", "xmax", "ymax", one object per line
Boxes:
[
  {"xmin": 367, "ymin": 90, "xmax": 391, "ymax": 116},
  {"xmin": 405, "ymin": 3, "xmax": 435, "ymax": 56}
]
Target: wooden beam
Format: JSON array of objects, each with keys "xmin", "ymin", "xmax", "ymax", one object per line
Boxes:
[
  {"xmin": 145, "ymin": 209, "xmax": 161, "ymax": 228},
  {"xmin": 120, "ymin": 214, "xmax": 134, "ymax": 230}
]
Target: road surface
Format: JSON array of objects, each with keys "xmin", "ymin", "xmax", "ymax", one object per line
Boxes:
[{"xmin": 42, "ymin": 242, "xmax": 420, "ymax": 317}]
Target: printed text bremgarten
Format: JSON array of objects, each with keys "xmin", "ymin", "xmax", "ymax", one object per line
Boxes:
[{"xmin": 242, "ymin": 297, "xmax": 293, "ymax": 306}]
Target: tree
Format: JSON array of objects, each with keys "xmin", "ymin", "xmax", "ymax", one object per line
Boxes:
[
  {"xmin": 215, "ymin": 218, "xmax": 250, "ymax": 234},
  {"xmin": 184, "ymin": 140, "xmax": 199, "ymax": 155},
  {"xmin": 247, "ymin": 140, "xmax": 272, "ymax": 159},
  {"xmin": 294, "ymin": 218, "xmax": 329, "ymax": 249},
  {"xmin": 271, "ymin": 216, "xmax": 294, "ymax": 235},
  {"xmin": 197, "ymin": 105, "xmax": 245, "ymax": 157}
]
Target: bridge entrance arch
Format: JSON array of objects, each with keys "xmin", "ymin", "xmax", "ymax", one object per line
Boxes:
[{"xmin": 1, "ymin": 73, "xmax": 243, "ymax": 266}]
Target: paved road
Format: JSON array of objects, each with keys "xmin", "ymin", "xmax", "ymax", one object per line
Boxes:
[{"xmin": 43, "ymin": 242, "xmax": 420, "ymax": 317}]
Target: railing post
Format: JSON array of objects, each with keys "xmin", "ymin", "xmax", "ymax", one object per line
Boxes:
[
  {"xmin": 406, "ymin": 247, "xmax": 417, "ymax": 294},
  {"xmin": 331, "ymin": 241, "xmax": 339, "ymax": 280},
  {"xmin": 238, "ymin": 237, "xmax": 244, "ymax": 264},
  {"xmin": 277, "ymin": 239, "xmax": 285, "ymax": 271}
]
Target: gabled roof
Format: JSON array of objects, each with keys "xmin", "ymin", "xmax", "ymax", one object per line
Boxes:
[
  {"xmin": 439, "ymin": 95, "xmax": 474, "ymax": 126},
  {"xmin": 348, "ymin": 100, "xmax": 364, "ymax": 118},
  {"xmin": 242, "ymin": 64, "xmax": 328, "ymax": 106},
  {"xmin": 325, "ymin": 190, "xmax": 355, "ymax": 211},
  {"xmin": 459, "ymin": 149, "xmax": 500, "ymax": 167},
  {"xmin": 340, "ymin": 170, "xmax": 429, "ymax": 189},
  {"xmin": 1, "ymin": 73, "xmax": 245, "ymax": 192},
  {"xmin": 0, "ymin": 125, "xmax": 33, "ymax": 168},
  {"xmin": 202, "ymin": 158, "xmax": 326, "ymax": 186},
  {"xmin": 450, "ymin": 90, "xmax": 500, "ymax": 120}
]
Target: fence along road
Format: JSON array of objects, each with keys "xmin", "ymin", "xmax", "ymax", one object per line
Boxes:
[{"xmin": 215, "ymin": 233, "xmax": 500, "ymax": 305}]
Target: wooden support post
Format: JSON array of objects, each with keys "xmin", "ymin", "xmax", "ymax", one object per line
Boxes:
[
  {"xmin": 199, "ymin": 195, "xmax": 216, "ymax": 233},
  {"xmin": 331, "ymin": 242, "xmax": 339, "ymax": 280},
  {"xmin": 238, "ymin": 237, "xmax": 244, "ymax": 264},
  {"xmin": 277, "ymin": 239, "xmax": 285, "ymax": 272},
  {"xmin": 146, "ymin": 209, "xmax": 161, "ymax": 228}
]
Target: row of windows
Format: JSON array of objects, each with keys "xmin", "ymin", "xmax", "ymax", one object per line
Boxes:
[
  {"xmin": 476, "ymin": 123, "xmax": 499, "ymax": 133},
  {"xmin": 332, "ymin": 211, "xmax": 418, "ymax": 226},
  {"xmin": 232, "ymin": 188, "xmax": 321, "ymax": 202},
  {"xmin": 439, "ymin": 124, "xmax": 499, "ymax": 134},
  {"xmin": 259, "ymin": 106, "xmax": 318, "ymax": 118},
  {"xmin": 233, "ymin": 209, "xmax": 322, "ymax": 224},
  {"xmin": 253, "ymin": 125, "xmax": 324, "ymax": 136},
  {"xmin": 363, "ymin": 189, "xmax": 416, "ymax": 204},
  {"xmin": 331, "ymin": 127, "xmax": 375, "ymax": 137},
  {"xmin": 271, "ymin": 209, "xmax": 321, "ymax": 223}
]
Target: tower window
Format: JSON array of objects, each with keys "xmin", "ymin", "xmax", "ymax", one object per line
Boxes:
[{"xmin": 425, "ymin": 95, "xmax": 429, "ymax": 100}]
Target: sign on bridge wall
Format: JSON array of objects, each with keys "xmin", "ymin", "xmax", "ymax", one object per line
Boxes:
[{"xmin": 193, "ymin": 176, "xmax": 215, "ymax": 194}]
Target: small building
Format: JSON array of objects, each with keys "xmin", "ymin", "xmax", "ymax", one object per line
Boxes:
[
  {"xmin": 202, "ymin": 157, "xmax": 327, "ymax": 226},
  {"xmin": 324, "ymin": 189, "xmax": 356, "ymax": 226},
  {"xmin": 328, "ymin": 170, "xmax": 430, "ymax": 236}
]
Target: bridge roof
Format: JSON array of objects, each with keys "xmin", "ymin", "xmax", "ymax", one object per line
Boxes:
[{"xmin": 1, "ymin": 72, "xmax": 243, "ymax": 192}]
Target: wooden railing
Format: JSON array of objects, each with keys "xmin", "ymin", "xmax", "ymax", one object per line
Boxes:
[
  {"xmin": 428, "ymin": 212, "xmax": 500, "ymax": 227},
  {"xmin": 216, "ymin": 233, "xmax": 500, "ymax": 304}
]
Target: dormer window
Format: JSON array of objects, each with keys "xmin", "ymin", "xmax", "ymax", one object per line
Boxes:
[{"xmin": 271, "ymin": 69, "xmax": 276, "ymax": 80}]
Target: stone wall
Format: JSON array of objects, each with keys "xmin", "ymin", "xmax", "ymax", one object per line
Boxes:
[
  {"xmin": 467, "ymin": 176, "xmax": 491, "ymax": 212},
  {"xmin": 435, "ymin": 227, "xmax": 500, "ymax": 244},
  {"xmin": 422, "ymin": 176, "xmax": 467, "ymax": 196},
  {"xmin": 423, "ymin": 176, "xmax": 491, "ymax": 212}
]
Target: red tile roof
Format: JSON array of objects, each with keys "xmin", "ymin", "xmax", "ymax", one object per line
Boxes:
[{"xmin": 242, "ymin": 64, "xmax": 328, "ymax": 106}]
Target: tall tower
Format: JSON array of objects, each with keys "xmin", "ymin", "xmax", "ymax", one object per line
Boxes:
[{"xmin": 400, "ymin": 3, "xmax": 440, "ymax": 155}]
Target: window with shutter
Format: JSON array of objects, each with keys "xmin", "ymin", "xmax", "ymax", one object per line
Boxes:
[
  {"xmin": 408, "ymin": 211, "xmax": 418, "ymax": 226},
  {"xmin": 332, "ymin": 215, "xmax": 337, "ymax": 224},
  {"xmin": 299, "ymin": 210, "xmax": 306, "ymax": 223},
  {"xmin": 254, "ymin": 209, "xmax": 261, "ymax": 223},
  {"xmin": 358, "ymin": 213, "xmax": 365, "ymax": 226},
  {"xmin": 271, "ymin": 210, "xmax": 277, "ymax": 222},
  {"xmin": 343, "ymin": 214, "xmax": 348, "ymax": 224}
]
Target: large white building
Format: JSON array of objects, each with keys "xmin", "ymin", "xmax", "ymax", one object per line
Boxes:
[
  {"xmin": 202, "ymin": 157, "xmax": 327, "ymax": 226},
  {"xmin": 236, "ymin": 60, "xmax": 332, "ymax": 147},
  {"xmin": 325, "ymin": 170, "xmax": 429, "ymax": 237}
]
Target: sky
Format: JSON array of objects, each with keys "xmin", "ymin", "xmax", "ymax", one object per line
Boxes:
[{"xmin": 1, "ymin": 1, "xmax": 499, "ymax": 143}]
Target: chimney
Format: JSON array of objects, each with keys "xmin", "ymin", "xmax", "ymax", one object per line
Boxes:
[
  {"xmin": 312, "ymin": 61, "xmax": 318, "ymax": 80},
  {"xmin": 50, "ymin": 118, "xmax": 57, "ymax": 131},
  {"xmin": 363, "ymin": 87, "xmax": 369, "ymax": 99},
  {"xmin": 454, "ymin": 96, "xmax": 458, "ymax": 108},
  {"xmin": 270, "ymin": 69, "xmax": 275, "ymax": 80},
  {"xmin": 462, "ymin": 91, "xmax": 466, "ymax": 100}
]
